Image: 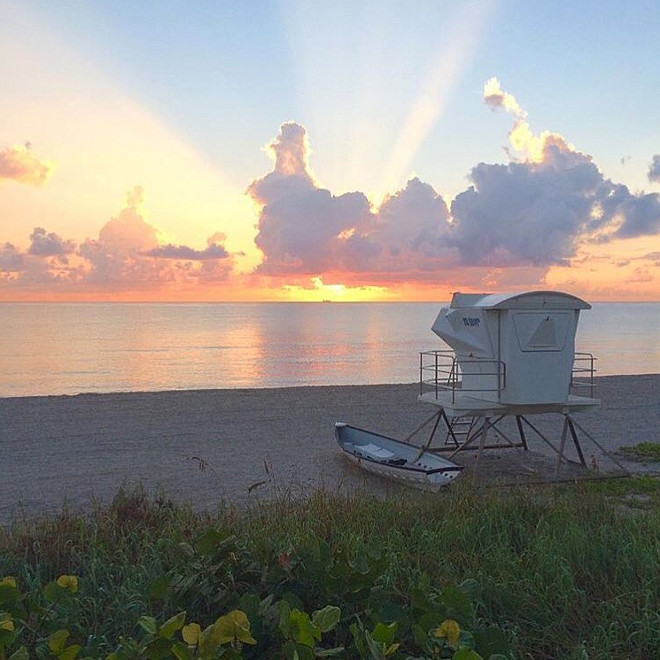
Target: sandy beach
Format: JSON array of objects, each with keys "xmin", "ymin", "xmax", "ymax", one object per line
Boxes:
[{"xmin": 1, "ymin": 374, "xmax": 659, "ymax": 525}]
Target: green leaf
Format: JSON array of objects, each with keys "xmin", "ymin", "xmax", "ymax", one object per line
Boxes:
[
  {"xmin": 159, "ymin": 612, "xmax": 186, "ymax": 639},
  {"xmin": 56, "ymin": 575, "xmax": 79, "ymax": 593},
  {"xmin": 313, "ymin": 647, "xmax": 345, "ymax": 657},
  {"xmin": 171, "ymin": 640, "xmax": 194, "ymax": 660},
  {"xmin": 384, "ymin": 642, "xmax": 400, "ymax": 656},
  {"xmin": 411, "ymin": 623, "xmax": 429, "ymax": 651},
  {"xmin": 472, "ymin": 627, "xmax": 511, "ymax": 657},
  {"xmin": 44, "ymin": 581, "xmax": 64, "ymax": 603},
  {"xmin": 293, "ymin": 646, "xmax": 315, "ymax": 660},
  {"xmin": 282, "ymin": 591, "xmax": 305, "ymax": 611},
  {"xmin": 452, "ymin": 649, "xmax": 483, "ymax": 660},
  {"xmin": 311, "ymin": 606, "xmax": 341, "ymax": 634},
  {"xmin": 8, "ymin": 647, "xmax": 29, "ymax": 660},
  {"xmin": 195, "ymin": 530, "xmax": 235, "ymax": 557},
  {"xmin": 0, "ymin": 620, "xmax": 15, "ymax": 646},
  {"xmin": 148, "ymin": 576, "xmax": 171, "ymax": 601},
  {"xmin": 138, "ymin": 616, "xmax": 158, "ymax": 635},
  {"xmin": 58, "ymin": 644, "xmax": 82, "ymax": 660},
  {"xmin": 458, "ymin": 579, "xmax": 480, "ymax": 601},
  {"xmin": 349, "ymin": 622, "xmax": 367, "ymax": 657},
  {"xmin": 371, "ymin": 622, "xmax": 397, "ymax": 646},
  {"xmin": 279, "ymin": 599, "xmax": 292, "ymax": 638},
  {"xmin": 182, "ymin": 623, "xmax": 201, "ymax": 646},
  {"xmin": 238, "ymin": 593, "xmax": 260, "ymax": 620},
  {"xmin": 418, "ymin": 612, "xmax": 444, "ymax": 633},
  {"xmin": 364, "ymin": 630, "xmax": 385, "ymax": 659},
  {"xmin": 434, "ymin": 619, "xmax": 460, "ymax": 647},
  {"xmin": 48, "ymin": 629, "xmax": 70, "ymax": 653},
  {"xmin": 349, "ymin": 550, "xmax": 370, "ymax": 575},
  {"xmin": 0, "ymin": 612, "xmax": 15, "ymax": 632},
  {"xmin": 289, "ymin": 609, "xmax": 321, "ymax": 647},
  {"xmin": 213, "ymin": 610, "xmax": 256, "ymax": 646},
  {"xmin": 438, "ymin": 585, "xmax": 473, "ymax": 620},
  {"xmin": 143, "ymin": 636, "xmax": 175, "ymax": 660},
  {"xmin": 410, "ymin": 587, "xmax": 435, "ymax": 613},
  {"xmin": 0, "ymin": 578, "xmax": 19, "ymax": 607}
]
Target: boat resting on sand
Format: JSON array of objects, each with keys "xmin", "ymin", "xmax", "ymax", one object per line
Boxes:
[{"xmin": 335, "ymin": 422, "xmax": 463, "ymax": 491}]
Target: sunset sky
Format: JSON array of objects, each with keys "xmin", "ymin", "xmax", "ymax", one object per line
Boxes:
[{"xmin": 2, "ymin": 0, "xmax": 659, "ymax": 301}]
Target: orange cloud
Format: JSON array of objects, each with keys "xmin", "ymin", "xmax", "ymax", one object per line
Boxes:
[
  {"xmin": 2, "ymin": 82, "xmax": 660, "ymax": 301},
  {"xmin": 0, "ymin": 144, "xmax": 53, "ymax": 185},
  {"xmin": 1, "ymin": 187, "xmax": 237, "ymax": 297}
]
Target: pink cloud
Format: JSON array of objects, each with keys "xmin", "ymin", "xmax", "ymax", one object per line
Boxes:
[
  {"xmin": 0, "ymin": 243, "xmax": 24, "ymax": 272},
  {"xmin": 625, "ymin": 267, "xmax": 654, "ymax": 284},
  {"xmin": 0, "ymin": 144, "xmax": 53, "ymax": 185},
  {"xmin": 1, "ymin": 187, "xmax": 237, "ymax": 293},
  {"xmin": 28, "ymin": 227, "xmax": 76, "ymax": 257}
]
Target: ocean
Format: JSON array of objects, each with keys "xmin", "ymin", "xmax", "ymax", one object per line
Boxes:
[{"xmin": 1, "ymin": 302, "xmax": 659, "ymax": 397}]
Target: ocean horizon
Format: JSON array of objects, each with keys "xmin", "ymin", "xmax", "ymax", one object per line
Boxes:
[{"xmin": 2, "ymin": 301, "xmax": 659, "ymax": 398}]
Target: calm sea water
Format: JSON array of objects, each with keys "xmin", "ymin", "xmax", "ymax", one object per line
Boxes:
[{"xmin": 1, "ymin": 302, "xmax": 659, "ymax": 397}]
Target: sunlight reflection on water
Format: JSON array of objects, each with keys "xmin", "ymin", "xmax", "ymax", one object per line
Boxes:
[{"xmin": 1, "ymin": 301, "xmax": 658, "ymax": 396}]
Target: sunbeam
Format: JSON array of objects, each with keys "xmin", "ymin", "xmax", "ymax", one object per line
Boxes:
[{"xmin": 377, "ymin": 0, "xmax": 498, "ymax": 198}]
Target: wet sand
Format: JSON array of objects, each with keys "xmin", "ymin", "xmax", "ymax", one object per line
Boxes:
[{"xmin": 1, "ymin": 374, "xmax": 659, "ymax": 525}]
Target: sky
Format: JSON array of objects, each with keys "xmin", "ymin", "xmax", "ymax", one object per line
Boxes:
[{"xmin": 1, "ymin": 0, "xmax": 660, "ymax": 302}]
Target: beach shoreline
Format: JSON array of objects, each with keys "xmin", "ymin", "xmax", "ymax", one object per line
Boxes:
[{"xmin": 2, "ymin": 375, "xmax": 659, "ymax": 525}]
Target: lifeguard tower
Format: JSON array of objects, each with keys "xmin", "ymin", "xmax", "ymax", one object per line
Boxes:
[{"xmin": 415, "ymin": 291, "xmax": 615, "ymax": 474}]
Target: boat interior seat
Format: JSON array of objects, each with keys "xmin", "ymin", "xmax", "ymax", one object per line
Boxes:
[{"xmin": 357, "ymin": 443, "xmax": 396, "ymax": 461}]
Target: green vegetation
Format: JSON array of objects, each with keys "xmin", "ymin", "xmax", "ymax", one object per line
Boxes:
[
  {"xmin": 619, "ymin": 442, "xmax": 660, "ymax": 462},
  {"xmin": 1, "ymin": 479, "xmax": 660, "ymax": 659}
]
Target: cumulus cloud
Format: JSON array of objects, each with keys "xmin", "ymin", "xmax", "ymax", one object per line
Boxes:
[
  {"xmin": 0, "ymin": 144, "xmax": 53, "ymax": 185},
  {"xmin": 343, "ymin": 177, "xmax": 456, "ymax": 273},
  {"xmin": 248, "ymin": 123, "xmax": 373, "ymax": 275},
  {"xmin": 248, "ymin": 101, "xmax": 660, "ymax": 290},
  {"xmin": 1, "ymin": 186, "xmax": 237, "ymax": 294},
  {"xmin": 79, "ymin": 186, "xmax": 162, "ymax": 286},
  {"xmin": 483, "ymin": 77, "xmax": 573, "ymax": 163},
  {"xmin": 458, "ymin": 78, "xmax": 660, "ymax": 259},
  {"xmin": 3, "ymin": 81, "xmax": 660, "ymax": 298},
  {"xmin": 28, "ymin": 227, "xmax": 75, "ymax": 257},
  {"xmin": 483, "ymin": 76, "xmax": 524, "ymax": 116},
  {"xmin": 0, "ymin": 243, "xmax": 24, "ymax": 272},
  {"xmin": 648, "ymin": 155, "xmax": 660, "ymax": 183},
  {"xmin": 143, "ymin": 243, "xmax": 229, "ymax": 260},
  {"xmin": 450, "ymin": 140, "xmax": 605, "ymax": 266},
  {"xmin": 248, "ymin": 124, "xmax": 463, "ymax": 281},
  {"xmin": 0, "ymin": 238, "xmax": 81, "ymax": 289}
]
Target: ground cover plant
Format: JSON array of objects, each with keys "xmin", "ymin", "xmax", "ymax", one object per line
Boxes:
[
  {"xmin": 618, "ymin": 442, "xmax": 660, "ymax": 462},
  {"xmin": 1, "ymin": 478, "xmax": 660, "ymax": 659}
]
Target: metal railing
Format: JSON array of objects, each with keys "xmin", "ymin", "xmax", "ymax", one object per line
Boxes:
[
  {"xmin": 419, "ymin": 350, "xmax": 506, "ymax": 403},
  {"xmin": 420, "ymin": 349, "xmax": 597, "ymax": 402},
  {"xmin": 570, "ymin": 352, "xmax": 597, "ymax": 398}
]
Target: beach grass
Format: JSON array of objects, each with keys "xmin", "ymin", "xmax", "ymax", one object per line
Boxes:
[
  {"xmin": 1, "ymin": 479, "xmax": 660, "ymax": 659},
  {"xmin": 618, "ymin": 442, "xmax": 660, "ymax": 462}
]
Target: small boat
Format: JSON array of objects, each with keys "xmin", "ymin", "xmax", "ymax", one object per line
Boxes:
[{"xmin": 335, "ymin": 422, "xmax": 463, "ymax": 491}]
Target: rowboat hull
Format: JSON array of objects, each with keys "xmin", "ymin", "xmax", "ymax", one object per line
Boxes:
[{"xmin": 335, "ymin": 422, "xmax": 463, "ymax": 491}]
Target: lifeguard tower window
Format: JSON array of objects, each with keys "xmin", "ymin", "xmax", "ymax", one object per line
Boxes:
[{"xmin": 513, "ymin": 312, "xmax": 570, "ymax": 352}]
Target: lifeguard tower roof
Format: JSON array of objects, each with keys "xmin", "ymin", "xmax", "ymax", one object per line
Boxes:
[{"xmin": 449, "ymin": 291, "xmax": 591, "ymax": 311}]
